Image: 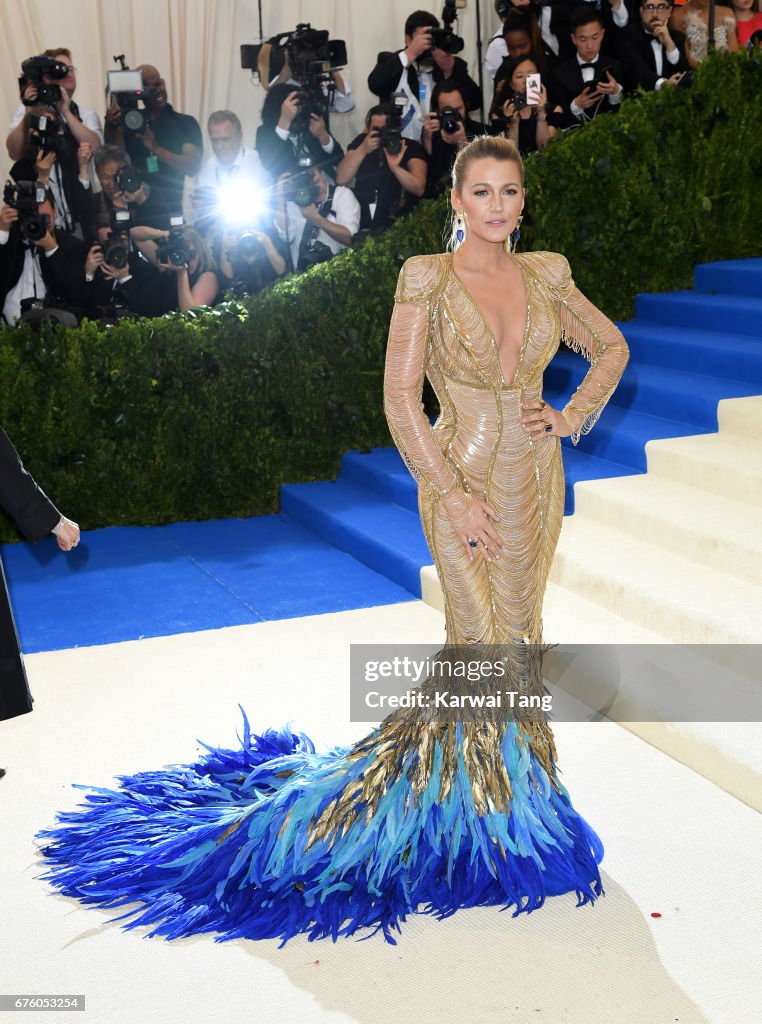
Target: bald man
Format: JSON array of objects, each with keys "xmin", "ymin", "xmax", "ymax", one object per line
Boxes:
[{"xmin": 104, "ymin": 63, "xmax": 202, "ymax": 221}]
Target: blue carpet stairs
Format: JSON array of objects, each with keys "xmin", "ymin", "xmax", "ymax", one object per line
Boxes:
[{"xmin": 282, "ymin": 258, "xmax": 762, "ymax": 600}]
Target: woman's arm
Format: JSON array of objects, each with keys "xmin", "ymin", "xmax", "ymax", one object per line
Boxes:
[
  {"xmin": 176, "ymin": 269, "xmax": 218, "ymax": 311},
  {"xmin": 548, "ymin": 257, "xmax": 630, "ymax": 445}
]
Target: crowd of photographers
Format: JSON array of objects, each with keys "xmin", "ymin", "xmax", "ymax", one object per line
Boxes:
[{"xmin": 2, "ymin": 0, "xmax": 759, "ymax": 328}]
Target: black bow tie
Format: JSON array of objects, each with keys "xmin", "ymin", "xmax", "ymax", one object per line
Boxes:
[{"xmin": 579, "ymin": 62, "xmax": 597, "ymax": 70}]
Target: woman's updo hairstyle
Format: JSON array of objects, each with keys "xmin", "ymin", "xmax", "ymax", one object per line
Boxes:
[{"xmin": 447, "ymin": 135, "xmax": 524, "ymax": 252}]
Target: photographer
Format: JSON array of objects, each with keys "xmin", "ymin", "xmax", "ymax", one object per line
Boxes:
[
  {"xmin": 274, "ymin": 165, "xmax": 360, "ymax": 273},
  {"xmin": 132, "ymin": 225, "xmax": 221, "ymax": 312},
  {"xmin": 105, "ymin": 64, "xmax": 202, "ymax": 218},
  {"xmin": 0, "ymin": 186, "xmax": 89, "ymax": 326},
  {"xmin": 256, "ymin": 83, "xmax": 344, "ymax": 181},
  {"xmin": 6, "ymin": 49, "xmax": 102, "ymax": 162},
  {"xmin": 218, "ymin": 224, "xmax": 286, "ymax": 296},
  {"xmin": 421, "ymin": 80, "xmax": 486, "ymax": 198},
  {"xmin": 336, "ymin": 103, "xmax": 427, "ymax": 232},
  {"xmin": 90, "ymin": 145, "xmax": 167, "ymax": 243},
  {"xmin": 368, "ymin": 9, "xmax": 481, "ymax": 142},
  {"xmin": 549, "ymin": 8, "xmax": 627, "ymax": 127},
  {"xmin": 490, "ymin": 56, "xmax": 558, "ymax": 155},
  {"xmin": 197, "ymin": 111, "xmax": 268, "ymax": 191}
]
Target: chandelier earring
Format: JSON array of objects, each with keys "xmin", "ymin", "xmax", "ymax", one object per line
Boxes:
[
  {"xmin": 506, "ymin": 212, "xmax": 524, "ymax": 254},
  {"xmin": 453, "ymin": 208, "xmax": 467, "ymax": 249}
]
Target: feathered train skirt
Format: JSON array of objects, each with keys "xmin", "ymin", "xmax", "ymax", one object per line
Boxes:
[{"xmin": 37, "ymin": 647, "xmax": 605, "ymax": 946}]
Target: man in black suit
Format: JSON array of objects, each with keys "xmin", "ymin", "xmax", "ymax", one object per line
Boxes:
[
  {"xmin": 256, "ymin": 83, "xmax": 344, "ymax": 181},
  {"xmin": 368, "ymin": 10, "xmax": 481, "ymax": 143},
  {"xmin": 614, "ymin": 0, "xmax": 689, "ymax": 92},
  {"xmin": 549, "ymin": 7, "xmax": 627, "ymax": 129},
  {"xmin": 0, "ymin": 424, "xmax": 79, "ymax": 776},
  {"xmin": 0, "ymin": 184, "xmax": 89, "ymax": 325}
]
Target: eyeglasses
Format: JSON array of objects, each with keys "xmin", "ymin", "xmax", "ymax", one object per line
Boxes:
[{"xmin": 642, "ymin": 3, "xmax": 670, "ymax": 10}]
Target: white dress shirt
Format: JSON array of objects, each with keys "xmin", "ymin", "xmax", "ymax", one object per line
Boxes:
[
  {"xmin": 275, "ymin": 185, "xmax": 361, "ymax": 271},
  {"xmin": 0, "ymin": 229, "xmax": 59, "ymax": 326},
  {"xmin": 570, "ymin": 52, "xmax": 623, "ymax": 120},
  {"xmin": 197, "ymin": 147, "xmax": 269, "ymax": 190}
]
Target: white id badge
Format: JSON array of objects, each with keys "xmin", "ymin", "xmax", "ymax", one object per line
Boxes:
[{"xmin": 418, "ymin": 82, "xmax": 429, "ymax": 114}]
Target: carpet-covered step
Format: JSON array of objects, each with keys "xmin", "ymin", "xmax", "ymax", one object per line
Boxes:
[
  {"xmin": 545, "ymin": 348, "xmax": 758, "ymax": 429},
  {"xmin": 280, "ymin": 479, "xmax": 430, "ymax": 597},
  {"xmin": 541, "ymin": 397, "xmax": 709, "ymax": 471},
  {"xmin": 342, "ymin": 444, "xmax": 637, "ymax": 517},
  {"xmin": 340, "ymin": 448, "xmax": 419, "ymax": 513},
  {"xmin": 718, "ymin": 394, "xmax": 762, "ymax": 440},
  {"xmin": 635, "ymin": 291, "xmax": 762, "ymax": 337},
  {"xmin": 548, "ymin": 516, "xmax": 761, "ymax": 646},
  {"xmin": 571, "ymin": 473, "xmax": 762, "ymax": 584},
  {"xmin": 694, "ymin": 258, "xmax": 762, "ymax": 298},
  {"xmin": 645, "ymin": 432, "xmax": 762, "ymax": 507},
  {"xmin": 618, "ymin": 322, "xmax": 762, "ymax": 380}
]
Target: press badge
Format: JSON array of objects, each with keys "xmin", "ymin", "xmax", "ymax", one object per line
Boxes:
[{"xmin": 146, "ymin": 155, "xmax": 159, "ymax": 174}]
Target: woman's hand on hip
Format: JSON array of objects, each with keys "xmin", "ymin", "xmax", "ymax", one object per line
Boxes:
[
  {"xmin": 521, "ymin": 400, "xmax": 570, "ymax": 440},
  {"xmin": 443, "ymin": 491, "xmax": 503, "ymax": 563}
]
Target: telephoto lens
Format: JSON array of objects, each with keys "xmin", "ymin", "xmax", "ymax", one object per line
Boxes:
[{"xmin": 114, "ymin": 166, "xmax": 143, "ymax": 194}]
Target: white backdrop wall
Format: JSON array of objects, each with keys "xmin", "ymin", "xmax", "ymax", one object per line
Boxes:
[{"xmin": 0, "ymin": 0, "xmax": 503, "ymax": 184}]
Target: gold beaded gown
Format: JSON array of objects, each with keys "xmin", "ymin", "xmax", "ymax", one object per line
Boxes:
[{"xmin": 38, "ymin": 250, "xmax": 629, "ymax": 946}]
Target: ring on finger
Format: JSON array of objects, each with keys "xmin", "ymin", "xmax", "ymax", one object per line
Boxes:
[{"xmin": 468, "ymin": 538, "xmax": 478, "ymax": 548}]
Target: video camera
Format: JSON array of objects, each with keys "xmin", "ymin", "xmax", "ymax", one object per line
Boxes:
[
  {"xmin": 19, "ymin": 56, "xmax": 69, "ymax": 106},
  {"xmin": 156, "ymin": 216, "xmax": 194, "ymax": 268},
  {"xmin": 102, "ymin": 209, "xmax": 132, "ymax": 269},
  {"xmin": 241, "ymin": 23, "xmax": 347, "ymax": 137},
  {"xmin": 431, "ymin": 2, "xmax": 464, "ymax": 55},
  {"xmin": 107, "ymin": 56, "xmax": 158, "ymax": 134},
  {"xmin": 3, "ymin": 179, "xmax": 48, "ymax": 242}
]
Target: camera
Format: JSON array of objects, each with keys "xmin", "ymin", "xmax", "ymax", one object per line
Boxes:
[
  {"xmin": 3, "ymin": 179, "xmax": 48, "ymax": 242},
  {"xmin": 430, "ymin": 2, "xmax": 465, "ymax": 55},
  {"xmin": 285, "ymin": 157, "xmax": 320, "ymax": 207},
  {"xmin": 241, "ymin": 23, "xmax": 347, "ymax": 140},
  {"xmin": 107, "ymin": 58, "xmax": 158, "ymax": 134},
  {"xmin": 102, "ymin": 209, "xmax": 132, "ymax": 269},
  {"xmin": 19, "ymin": 56, "xmax": 69, "ymax": 106},
  {"xmin": 511, "ymin": 91, "xmax": 528, "ymax": 112},
  {"xmin": 29, "ymin": 112, "xmax": 65, "ymax": 157},
  {"xmin": 156, "ymin": 216, "xmax": 193, "ymax": 267},
  {"xmin": 438, "ymin": 105, "xmax": 464, "ymax": 135},
  {"xmin": 114, "ymin": 165, "xmax": 143, "ymax": 195}
]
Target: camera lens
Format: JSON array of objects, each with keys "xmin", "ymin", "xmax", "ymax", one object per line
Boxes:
[{"xmin": 123, "ymin": 108, "xmax": 146, "ymax": 133}]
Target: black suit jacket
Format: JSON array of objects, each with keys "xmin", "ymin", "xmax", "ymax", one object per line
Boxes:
[
  {"xmin": 368, "ymin": 51, "xmax": 482, "ymax": 112},
  {"xmin": 0, "ymin": 424, "xmax": 61, "ymax": 721},
  {"xmin": 549, "ymin": 54, "xmax": 626, "ymax": 128},
  {"xmin": 0, "ymin": 228, "xmax": 90, "ymax": 322},
  {"xmin": 255, "ymin": 125, "xmax": 344, "ymax": 181},
  {"xmin": 614, "ymin": 22, "xmax": 689, "ymax": 91}
]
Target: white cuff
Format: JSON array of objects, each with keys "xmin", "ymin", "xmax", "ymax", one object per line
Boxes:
[
  {"xmin": 0, "ymin": 229, "xmax": 9, "ymax": 245},
  {"xmin": 666, "ymin": 46, "xmax": 680, "ymax": 64},
  {"xmin": 655, "ymin": 77, "xmax": 666, "ymax": 90},
  {"xmin": 321, "ymin": 136, "xmax": 335, "ymax": 154},
  {"xmin": 85, "ymin": 272, "xmax": 95, "ymax": 282},
  {"xmin": 274, "ymin": 125, "xmax": 290, "ymax": 141},
  {"xmin": 612, "ymin": 4, "xmax": 629, "ymax": 27},
  {"xmin": 570, "ymin": 101, "xmax": 584, "ymax": 119},
  {"xmin": 117, "ymin": 275, "xmax": 133, "ymax": 285},
  {"xmin": 609, "ymin": 89, "xmax": 623, "ymax": 105}
]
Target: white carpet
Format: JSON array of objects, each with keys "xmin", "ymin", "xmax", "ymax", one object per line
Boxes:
[{"xmin": 1, "ymin": 602, "xmax": 761, "ymax": 1024}]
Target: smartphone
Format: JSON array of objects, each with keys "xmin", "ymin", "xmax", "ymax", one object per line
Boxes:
[{"xmin": 525, "ymin": 73, "xmax": 542, "ymax": 106}]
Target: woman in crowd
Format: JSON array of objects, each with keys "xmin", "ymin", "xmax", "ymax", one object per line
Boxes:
[
  {"xmin": 670, "ymin": 0, "xmax": 740, "ymax": 65},
  {"xmin": 490, "ymin": 55, "xmax": 557, "ymax": 155}
]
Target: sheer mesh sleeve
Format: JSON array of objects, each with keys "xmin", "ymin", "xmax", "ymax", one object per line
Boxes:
[
  {"xmin": 544, "ymin": 254, "xmax": 630, "ymax": 446},
  {"xmin": 384, "ymin": 257, "xmax": 461, "ymax": 497}
]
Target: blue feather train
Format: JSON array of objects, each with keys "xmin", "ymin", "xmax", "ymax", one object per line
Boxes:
[{"xmin": 37, "ymin": 707, "xmax": 604, "ymax": 945}]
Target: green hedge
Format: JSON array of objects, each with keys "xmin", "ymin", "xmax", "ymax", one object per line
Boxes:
[{"xmin": 1, "ymin": 51, "xmax": 760, "ymax": 542}]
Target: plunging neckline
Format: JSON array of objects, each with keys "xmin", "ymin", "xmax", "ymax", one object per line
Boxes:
[{"xmin": 448, "ymin": 252, "xmax": 530, "ymax": 388}]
